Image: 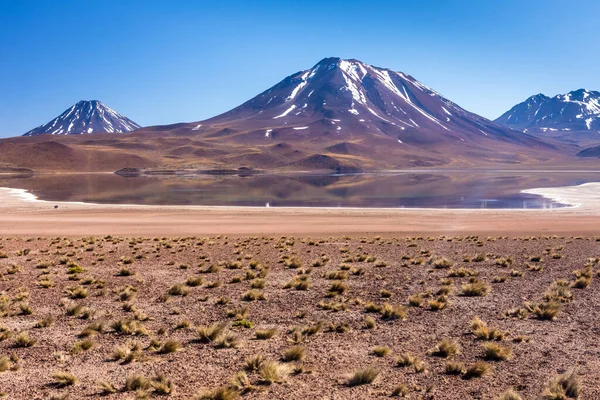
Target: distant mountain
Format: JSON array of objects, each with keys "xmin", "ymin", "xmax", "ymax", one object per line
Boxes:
[
  {"xmin": 23, "ymin": 100, "xmax": 141, "ymax": 136},
  {"xmin": 125, "ymin": 57, "xmax": 561, "ymax": 171},
  {"xmin": 495, "ymin": 89, "xmax": 600, "ymax": 133},
  {"xmin": 186, "ymin": 57, "xmax": 546, "ymax": 149}
]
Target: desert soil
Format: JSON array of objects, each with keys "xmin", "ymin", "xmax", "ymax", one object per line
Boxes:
[{"xmin": 0, "ymin": 234, "xmax": 598, "ymax": 399}]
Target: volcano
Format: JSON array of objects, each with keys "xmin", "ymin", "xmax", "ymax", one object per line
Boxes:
[{"xmin": 23, "ymin": 100, "xmax": 141, "ymax": 136}]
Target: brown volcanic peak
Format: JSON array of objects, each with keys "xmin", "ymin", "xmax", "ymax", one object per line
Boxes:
[{"xmin": 176, "ymin": 57, "xmax": 554, "ymax": 150}]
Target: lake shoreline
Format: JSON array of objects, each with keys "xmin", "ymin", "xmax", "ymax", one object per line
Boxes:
[{"xmin": 0, "ymin": 183, "xmax": 599, "ymax": 236}]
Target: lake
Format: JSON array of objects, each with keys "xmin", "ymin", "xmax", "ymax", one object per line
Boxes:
[{"xmin": 1, "ymin": 171, "xmax": 599, "ymax": 209}]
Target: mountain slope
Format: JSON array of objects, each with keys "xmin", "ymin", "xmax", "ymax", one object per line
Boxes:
[
  {"xmin": 192, "ymin": 57, "xmax": 548, "ymax": 149},
  {"xmin": 23, "ymin": 100, "xmax": 141, "ymax": 136},
  {"xmin": 495, "ymin": 89, "xmax": 600, "ymax": 133}
]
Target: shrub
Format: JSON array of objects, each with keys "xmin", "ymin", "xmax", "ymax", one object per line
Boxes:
[
  {"xmin": 125, "ymin": 374, "xmax": 151, "ymax": 391},
  {"xmin": 111, "ymin": 319, "xmax": 148, "ymax": 336},
  {"xmin": 432, "ymin": 257, "xmax": 454, "ymax": 269},
  {"xmin": 242, "ymin": 290, "xmax": 266, "ymax": 301},
  {"xmin": 461, "ymin": 279, "xmax": 490, "ymax": 296},
  {"xmin": 380, "ymin": 303, "xmax": 407, "ymax": 320},
  {"xmin": 158, "ymin": 340, "xmax": 182, "ymax": 354},
  {"xmin": 167, "ymin": 284, "xmax": 189, "ymax": 296},
  {"xmin": 282, "ymin": 346, "xmax": 306, "ymax": 362},
  {"xmin": 72, "ymin": 339, "xmax": 95, "ymax": 354},
  {"xmin": 52, "ymin": 372, "xmax": 78, "ymax": 387},
  {"xmin": 215, "ymin": 332, "xmax": 241, "ymax": 349},
  {"xmin": 391, "ymin": 384, "xmax": 409, "ymax": 397},
  {"xmin": 329, "ymin": 281, "xmax": 348, "ymax": 295},
  {"xmin": 112, "ymin": 341, "xmax": 141, "ymax": 362},
  {"xmin": 255, "ymin": 328, "xmax": 278, "ymax": 340},
  {"xmin": 347, "ymin": 366, "xmax": 379, "ymax": 386},
  {"xmin": 66, "ymin": 286, "xmax": 88, "ymax": 299},
  {"xmin": 259, "ymin": 360, "xmax": 290, "ymax": 384},
  {"xmin": 14, "ymin": 331, "xmax": 36, "ymax": 347},
  {"xmin": 197, "ymin": 386, "xmax": 239, "ymax": 400},
  {"xmin": 484, "ymin": 342, "xmax": 512, "ymax": 361},
  {"xmin": 464, "ymin": 361, "xmax": 490, "ymax": 379},
  {"xmin": 429, "ymin": 297, "xmax": 448, "ymax": 311},
  {"xmin": 470, "ymin": 317, "xmax": 505, "ymax": 341},
  {"xmin": 151, "ymin": 374, "xmax": 174, "ymax": 395},
  {"xmin": 408, "ymin": 294, "xmax": 423, "ymax": 307},
  {"xmin": 364, "ymin": 317, "xmax": 376, "ymax": 329},
  {"xmin": 445, "ymin": 361, "xmax": 466, "ymax": 375},
  {"xmin": 197, "ymin": 323, "xmax": 227, "ymax": 343},
  {"xmin": 542, "ymin": 369, "xmax": 580, "ymax": 399},
  {"xmin": 533, "ymin": 301, "xmax": 561, "ymax": 320},
  {"xmin": 186, "ymin": 276, "xmax": 204, "ymax": 287},
  {"xmin": 372, "ymin": 346, "xmax": 392, "ymax": 357},
  {"xmin": 496, "ymin": 389, "xmax": 523, "ymax": 400},
  {"xmin": 429, "ymin": 338, "xmax": 459, "ymax": 358},
  {"xmin": 245, "ymin": 354, "xmax": 265, "ymax": 372},
  {"xmin": 117, "ymin": 268, "xmax": 134, "ymax": 276}
]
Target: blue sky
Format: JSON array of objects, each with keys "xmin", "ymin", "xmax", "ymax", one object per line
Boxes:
[{"xmin": 1, "ymin": 0, "xmax": 599, "ymax": 137}]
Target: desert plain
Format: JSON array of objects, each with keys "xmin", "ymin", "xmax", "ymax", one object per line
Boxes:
[{"xmin": 0, "ymin": 184, "xmax": 598, "ymax": 399}]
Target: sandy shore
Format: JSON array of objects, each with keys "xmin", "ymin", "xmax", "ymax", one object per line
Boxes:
[{"xmin": 0, "ymin": 184, "xmax": 599, "ymax": 236}]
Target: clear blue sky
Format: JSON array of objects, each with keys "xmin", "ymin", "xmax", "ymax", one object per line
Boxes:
[{"xmin": 1, "ymin": 0, "xmax": 599, "ymax": 137}]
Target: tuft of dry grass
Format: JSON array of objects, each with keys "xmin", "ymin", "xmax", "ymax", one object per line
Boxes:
[
  {"xmin": 391, "ymin": 384, "xmax": 409, "ymax": 397},
  {"xmin": 51, "ymin": 371, "xmax": 78, "ymax": 387},
  {"xmin": 464, "ymin": 361, "xmax": 490, "ymax": 379},
  {"xmin": 259, "ymin": 360, "xmax": 290, "ymax": 384},
  {"xmin": 245, "ymin": 354, "xmax": 265, "ymax": 372},
  {"xmin": 196, "ymin": 386, "xmax": 239, "ymax": 400},
  {"xmin": 470, "ymin": 317, "xmax": 505, "ymax": 341},
  {"xmin": 380, "ymin": 303, "xmax": 407, "ymax": 320},
  {"xmin": 97, "ymin": 381, "xmax": 118, "ymax": 395},
  {"xmin": 432, "ymin": 257, "xmax": 454, "ymax": 269},
  {"xmin": 496, "ymin": 389, "xmax": 523, "ymax": 400},
  {"xmin": 461, "ymin": 279, "xmax": 490, "ymax": 297},
  {"xmin": 429, "ymin": 338, "xmax": 460, "ymax": 358},
  {"xmin": 445, "ymin": 361, "xmax": 466, "ymax": 375},
  {"xmin": 484, "ymin": 342, "xmax": 512, "ymax": 361},
  {"xmin": 215, "ymin": 332, "xmax": 241, "ymax": 349},
  {"xmin": 347, "ymin": 366, "xmax": 379, "ymax": 386},
  {"xmin": 167, "ymin": 284, "xmax": 189, "ymax": 296},
  {"xmin": 14, "ymin": 331, "xmax": 36, "ymax": 348},
  {"xmin": 533, "ymin": 301, "xmax": 561, "ymax": 321},
  {"xmin": 372, "ymin": 345, "xmax": 392, "ymax": 357},
  {"xmin": 282, "ymin": 345, "xmax": 306, "ymax": 362},
  {"xmin": 197, "ymin": 322, "xmax": 227, "ymax": 343},
  {"xmin": 158, "ymin": 339, "xmax": 182, "ymax": 354},
  {"xmin": 255, "ymin": 328, "xmax": 278, "ymax": 340},
  {"xmin": 125, "ymin": 374, "xmax": 151, "ymax": 392},
  {"xmin": 72, "ymin": 339, "xmax": 95, "ymax": 354},
  {"xmin": 542, "ymin": 369, "xmax": 580, "ymax": 399},
  {"xmin": 363, "ymin": 316, "xmax": 376, "ymax": 329}
]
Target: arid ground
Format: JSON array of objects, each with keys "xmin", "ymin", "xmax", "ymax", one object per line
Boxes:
[
  {"xmin": 0, "ymin": 185, "xmax": 599, "ymax": 399},
  {"xmin": 0, "ymin": 234, "xmax": 598, "ymax": 399}
]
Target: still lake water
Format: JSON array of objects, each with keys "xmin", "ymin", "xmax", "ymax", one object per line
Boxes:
[{"xmin": 1, "ymin": 171, "xmax": 599, "ymax": 209}]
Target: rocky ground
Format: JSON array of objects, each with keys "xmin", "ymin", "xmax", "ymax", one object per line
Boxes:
[{"xmin": 0, "ymin": 234, "xmax": 598, "ymax": 399}]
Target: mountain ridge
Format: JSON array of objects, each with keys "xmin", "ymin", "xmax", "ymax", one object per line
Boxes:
[{"xmin": 495, "ymin": 89, "xmax": 600, "ymax": 133}]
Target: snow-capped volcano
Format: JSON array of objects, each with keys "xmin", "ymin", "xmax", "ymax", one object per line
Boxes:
[
  {"xmin": 495, "ymin": 89, "xmax": 600, "ymax": 133},
  {"xmin": 23, "ymin": 100, "xmax": 141, "ymax": 136},
  {"xmin": 190, "ymin": 57, "xmax": 544, "ymax": 149}
]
